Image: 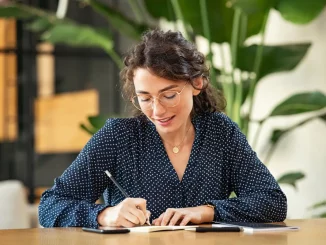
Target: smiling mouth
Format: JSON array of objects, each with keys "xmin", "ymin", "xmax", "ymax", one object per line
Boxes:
[{"xmin": 156, "ymin": 116, "xmax": 175, "ymax": 123}]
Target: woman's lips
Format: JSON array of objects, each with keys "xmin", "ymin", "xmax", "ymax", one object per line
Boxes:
[{"xmin": 155, "ymin": 116, "xmax": 175, "ymax": 126}]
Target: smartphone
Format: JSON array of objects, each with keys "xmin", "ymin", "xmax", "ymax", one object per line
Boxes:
[{"xmin": 82, "ymin": 227, "xmax": 130, "ymax": 234}]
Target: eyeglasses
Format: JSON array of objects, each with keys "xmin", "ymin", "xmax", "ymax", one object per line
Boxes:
[{"xmin": 131, "ymin": 83, "xmax": 187, "ymax": 111}]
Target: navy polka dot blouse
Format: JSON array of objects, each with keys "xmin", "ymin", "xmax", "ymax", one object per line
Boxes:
[{"xmin": 39, "ymin": 112, "xmax": 287, "ymax": 228}]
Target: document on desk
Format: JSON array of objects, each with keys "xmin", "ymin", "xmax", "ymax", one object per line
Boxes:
[
  {"xmin": 213, "ymin": 222, "xmax": 299, "ymax": 233},
  {"xmin": 129, "ymin": 225, "xmax": 198, "ymax": 233}
]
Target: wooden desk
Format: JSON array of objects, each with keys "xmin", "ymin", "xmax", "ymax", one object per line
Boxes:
[{"xmin": 1, "ymin": 219, "xmax": 325, "ymax": 245}]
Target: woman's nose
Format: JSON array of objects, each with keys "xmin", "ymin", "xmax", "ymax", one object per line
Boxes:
[{"xmin": 151, "ymin": 98, "xmax": 166, "ymax": 116}]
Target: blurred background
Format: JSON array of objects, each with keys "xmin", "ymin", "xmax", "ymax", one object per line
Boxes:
[{"xmin": 0, "ymin": 0, "xmax": 325, "ymax": 229}]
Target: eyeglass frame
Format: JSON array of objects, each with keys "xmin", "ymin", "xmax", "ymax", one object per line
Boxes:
[{"xmin": 131, "ymin": 82, "xmax": 188, "ymax": 111}]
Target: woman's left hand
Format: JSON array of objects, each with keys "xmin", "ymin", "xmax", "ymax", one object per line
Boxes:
[{"xmin": 152, "ymin": 206, "xmax": 214, "ymax": 226}]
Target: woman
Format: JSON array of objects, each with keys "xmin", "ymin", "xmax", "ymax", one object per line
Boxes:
[{"xmin": 39, "ymin": 29, "xmax": 287, "ymax": 228}]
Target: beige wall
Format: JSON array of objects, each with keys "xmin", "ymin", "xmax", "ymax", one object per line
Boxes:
[{"xmin": 253, "ymin": 8, "xmax": 326, "ymax": 218}]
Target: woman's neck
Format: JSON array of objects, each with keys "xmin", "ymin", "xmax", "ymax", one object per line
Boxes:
[{"xmin": 158, "ymin": 120, "xmax": 194, "ymax": 147}]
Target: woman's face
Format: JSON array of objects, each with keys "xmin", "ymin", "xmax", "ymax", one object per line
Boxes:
[{"xmin": 133, "ymin": 68, "xmax": 200, "ymax": 135}]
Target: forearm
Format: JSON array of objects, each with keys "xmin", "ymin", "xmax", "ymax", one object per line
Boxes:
[
  {"xmin": 209, "ymin": 190, "xmax": 287, "ymax": 222},
  {"xmin": 39, "ymin": 190, "xmax": 108, "ymax": 228}
]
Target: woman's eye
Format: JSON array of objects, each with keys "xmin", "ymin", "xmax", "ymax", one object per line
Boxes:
[
  {"xmin": 164, "ymin": 93, "xmax": 176, "ymax": 99},
  {"xmin": 139, "ymin": 96, "xmax": 151, "ymax": 102}
]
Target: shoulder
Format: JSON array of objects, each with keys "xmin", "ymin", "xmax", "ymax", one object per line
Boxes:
[
  {"xmin": 197, "ymin": 112, "xmax": 237, "ymax": 133},
  {"xmin": 103, "ymin": 117, "xmax": 140, "ymax": 132},
  {"xmin": 196, "ymin": 112, "xmax": 245, "ymax": 149},
  {"xmin": 85, "ymin": 116, "xmax": 149, "ymax": 151},
  {"xmin": 101, "ymin": 116, "xmax": 150, "ymax": 138}
]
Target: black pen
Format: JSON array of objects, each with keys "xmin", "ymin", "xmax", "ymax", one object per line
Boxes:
[
  {"xmin": 186, "ymin": 227, "xmax": 243, "ymax": 232},
  {"xmin": 104, "ymin": 170, "xmax": 151, "ymax": 226},
  {"xmin": 105, "ymin": 170, "xmax": 130, "ymax": 197}
]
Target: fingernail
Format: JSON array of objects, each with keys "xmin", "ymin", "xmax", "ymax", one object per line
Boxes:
[{"xmin": 146, "ymin": 219, "xmax": 151, "ymax": 226}]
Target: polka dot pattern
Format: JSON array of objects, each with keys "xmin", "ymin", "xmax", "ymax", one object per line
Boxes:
[{"xmin": 39, "ymin": 112, "xmax": 287, "ymax": 228}]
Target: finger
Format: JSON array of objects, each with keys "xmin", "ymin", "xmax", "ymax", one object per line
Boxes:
[
  {"xmin": 179, "ymin": 215, "xmax": 191, "ymax": 226},
  {"xmin": 168, "ymin": 211, "xmax": 183, "ymax": 226},
  {"xmin": 146, "ymin": 210, "xmax": 151, "ymax": 220},
  {"xmin": 123, "ymin": 211, "xmax": 141, "ymax": 225},
  {"xmin": 131, "ymin": 208, "xmax": 146, "ymax": 225},
  {"xmin": 154, "ymin": 213, "xmax": 164, "ymax": 226},
  {"xmin": 145, "ymin": 210, "xmax": 151, "ymax": 225},
  {"xmin": 132, "ymin": 198, "xmax": 147, "ymax": 214},
  {"xmin": 161, "ymin": 209, "xmax": 175, "ymax": 226},
  {"xmin": 120, "ymin": 218, "xmax": 138, "ymax": 228}
]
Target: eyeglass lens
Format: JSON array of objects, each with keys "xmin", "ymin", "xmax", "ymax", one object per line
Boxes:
[{"xmin": 133, "ymin": 91, "xmax": 180, "ymax": 111}]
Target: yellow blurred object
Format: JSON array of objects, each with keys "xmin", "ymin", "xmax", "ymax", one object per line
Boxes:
[
  {"xmin": 0, "ymin": 19, "xmax": 17, "ymax": 142},
  {"xmin": 34, "ymin": 89, "xmax": 99, "ymax": 153},
  {"xmin": 36, "ymin": 42, "xmax": 55, "ymax": 97}
]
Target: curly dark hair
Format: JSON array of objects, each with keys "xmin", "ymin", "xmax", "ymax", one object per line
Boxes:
[{"xmin": 120, "ymin": 29, "xmax": 226, "ymax": 117}]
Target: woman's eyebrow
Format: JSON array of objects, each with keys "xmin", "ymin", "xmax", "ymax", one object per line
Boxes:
[{"xmin": 136, "ymin": 85, "xmax": 179, "ymax": 94}]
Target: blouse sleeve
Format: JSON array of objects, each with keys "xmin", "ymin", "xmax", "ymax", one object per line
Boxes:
[
  {"xmin": 208, "ymin": 118, "xmax": 287, "ymax": 222},
  {"xmin": 38, "ymin": 119, "xmax": 118, "ymax": 228}
]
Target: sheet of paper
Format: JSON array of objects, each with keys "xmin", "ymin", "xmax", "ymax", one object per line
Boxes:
[{"xmin": 129, "ymin": 225, "xmax": 198, "ymax": 233}]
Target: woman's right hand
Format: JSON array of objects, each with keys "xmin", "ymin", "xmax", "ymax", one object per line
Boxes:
[{"xmin": 97, "ymin": 198, "xmax": 149, "ymax": 227}]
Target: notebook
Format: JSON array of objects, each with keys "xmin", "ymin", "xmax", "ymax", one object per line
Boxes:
[
  {"xmin": 129, "ymin": 225, "xmax": 198, "ymax": 233},
  {"xmin": 213, "ymin": 222, "xmax": 299, "ymax": 233}
]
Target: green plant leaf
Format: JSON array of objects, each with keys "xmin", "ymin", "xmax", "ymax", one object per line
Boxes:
[
  {"xmin": 0, "ymin": 3, "xmax": 58, "ymax": 20},
  {"xmin": 80, "ymin": 124, "xmax": 97, "ymax": 136},
  {"xmin": 0, "ymin": 5, "xmax": 33, "ymax": 18},
  {"xmin": 270, "ymin": 129, "xmax": 285, "ymax": 144},
  {"xmin": 241, "ymin": 79, "xmax": 251, "ymax": 105},
  {"xmin": 41, "ymin": 23, "xmax": 113, "ymax": 52},
  {"xmin": 270, "ymin": 111, "xmax": 326, "ymax": 144},
  {"xmin": 80, "ymin": 115, "xmax": 109, "ymax": 135},
  {"xmin": 270, "ymin": 118, "xmax": 311, "ymax": 144},
  {"xmin": 309, "ymin": 200, "xmax": 326, "ymax": 210},
  {"xmin": 270, "ymin": 92, "xmax": 326, "ymax": 117},
  {"xmin": 313, "ymin": 212, "xmax": 326, "ymax": 218},
  {"xmin": 229, "ymin": 191, "xmax": 237, "ymax": 198},
  {"xmin": 320, "ymin": 114, "xmax": 326, "ymax": 121},
  {"xmin": 1, "ymin": 3, "xmax": 122, "ymax": 67},
  {"xmin": 80, "ymin": 0, "xmax": 148, "ymax": 40},
  {"xmin": 276, "ymin": 0, "xmax": 326, "ymax": 24},
  {"xmin": 277, "ymin": 171, "xmax": 305, "ymax": 189},
  {"xmin": 0, "ymin": 3, "xmax": 113, "ymax": 52},
  {"xmin": 143, "ymin": 0, "xmax": 266, "ymax": 43},
  {"xmin": 180, "ymin": 0, "xmax": 233, "ymax": 43},
  {"xmin": 27, "ymin": 18, "xmax": 54, "ymax": 32},
  {"xmin": 0, "ymin": 3, "xmax": 114, "ymax": 50},
  {"xmin": 238, "ymin": 43, "xmax": 311, "ymax": 80},
  {"xmin": 229, "ymin": 0, "xmax": 277, "ymax": 14},
  {"xmin": 144, "ymin": 0, "xmax": 176, "ymax": 21},
  {"xmin": 88, "ymin": 115, "xmax": 107, "ymax": 131},
  {"xmin": 246, "ymin": 11, "xmax": 266, "ymax": 38}
]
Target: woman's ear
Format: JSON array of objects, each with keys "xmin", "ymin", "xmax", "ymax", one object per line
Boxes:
[{"xmin": 192, "ymin": 76, "xmax": 204, "ymax": 96}]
